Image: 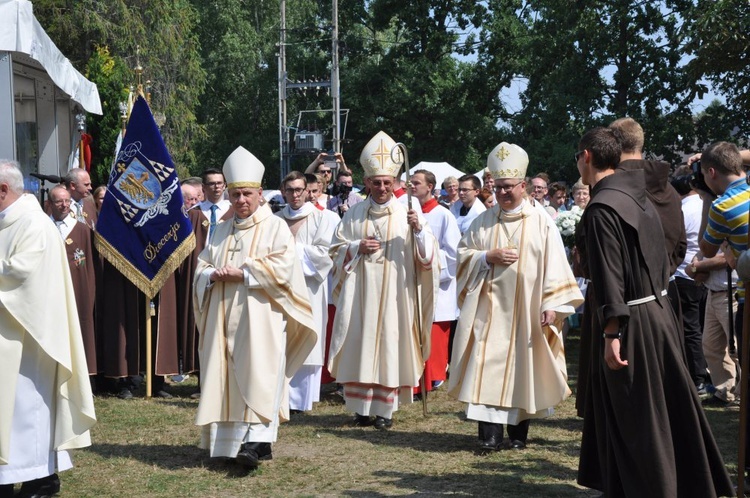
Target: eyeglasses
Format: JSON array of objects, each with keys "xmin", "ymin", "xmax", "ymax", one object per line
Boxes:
[
  {"xmin": 52, "ymin": 199, "xmax": 71, "ymax": 205},
  {"xmin": 204, "ymin": 181, "xmax": 225, "ymax": 188},
  {"xmin": 318, "ymin": 169, "xmax": 332, "ymax": 175},
  {"xmin": 574, "ymin": 150, "xmax": 585, "ymax": 162},
  {"xmin": 284, "ymin": 187, "xmax": 306, "ymax": 196},
  {"xmin": 532, "ymin": 186, "xmax": 547, "ymax": 191},
  {"xmin": 494, "ymin": 182, "xmax": 523, "ymax": 193}
]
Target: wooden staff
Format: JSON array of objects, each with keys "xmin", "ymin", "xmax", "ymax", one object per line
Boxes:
[
  {"xmin": 146, "ymin": 295, "xmax": 153, "ymax": 399},
  {"xmin": 391, "ymin": 142, "xmax": 428, "ymax": 417}
]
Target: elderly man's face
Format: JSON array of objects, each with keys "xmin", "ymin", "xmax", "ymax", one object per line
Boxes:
[
  {"xmin": 181, "ymin": 185, "xmax": 200, "ymax": 209},
  {"xmin": 530, "ymin": 178, "xmax": 547, "ymax": 201},
  {"xmin": 49, "ymin": 188, "xmax": 72, "ymax": 221},
  {"xmin": 229, "ymin": 187, "xmax": 263, "ymax": 219}
]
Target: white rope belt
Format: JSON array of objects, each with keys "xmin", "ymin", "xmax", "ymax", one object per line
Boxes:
[{"xmin": 626, "ymin": 289, "xmax": 668, "ymax": 306}]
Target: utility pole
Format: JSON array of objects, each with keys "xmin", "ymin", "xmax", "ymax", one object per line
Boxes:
[
  {"xmin": 331, "ymin": 0, "xmax": 340, "ymax": 154},
  {"xmin": 278, "ymin": 0, "xmax": 289, "ymax": 178}
]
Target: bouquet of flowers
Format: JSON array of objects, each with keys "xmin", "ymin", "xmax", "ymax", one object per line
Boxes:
[{"xmin": 555, "ymin": 205, "xmax": 583, "ymax": 249}]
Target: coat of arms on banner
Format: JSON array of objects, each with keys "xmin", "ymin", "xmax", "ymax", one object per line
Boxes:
[{"xmin": 115, "ymin": 156, "xmax": 162, "ymax": 210}]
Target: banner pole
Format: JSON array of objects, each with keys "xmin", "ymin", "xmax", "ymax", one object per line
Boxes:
[{"xmin": 146, "ymin": 295, "xmax": 153, "ymax": 399}]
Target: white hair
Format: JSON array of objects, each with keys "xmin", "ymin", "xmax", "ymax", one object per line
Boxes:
[{"xmin": 0, "ymin": 159, "xmax": 25, "ymax": 194}]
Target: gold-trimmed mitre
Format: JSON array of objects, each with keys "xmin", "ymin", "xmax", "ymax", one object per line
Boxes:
[
  {"xmin": 359, "ymin": 131, "xmax": 403, "ymax": 178},
  {"xmin": 223, "ymin": 146, "xmax": 265, "ymax": 189},
  {"xmin": 487, "ymin": 142, "xmax": 528, "ymax": 179}
]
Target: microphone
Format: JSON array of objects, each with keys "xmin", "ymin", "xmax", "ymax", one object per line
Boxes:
[{"xmin": 30, "ymin": 172, "xmax": 62, "ymax": 183}]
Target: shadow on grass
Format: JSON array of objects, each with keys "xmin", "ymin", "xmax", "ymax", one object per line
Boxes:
[
  {"xmin": 338, "ymin": 467, "xmax": 596, "ymax": 497},
  {"xmin": 84, "ymin": 442, "xmax": 260, "ymax": 478}
]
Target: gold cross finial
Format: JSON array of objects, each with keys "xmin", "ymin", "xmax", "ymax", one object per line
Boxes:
[{"xmin": 496, "ymin": 146, "xmax": 510, "ymax": 161}]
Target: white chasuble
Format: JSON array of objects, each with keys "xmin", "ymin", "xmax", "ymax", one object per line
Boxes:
[
  {"xmin": 328, "ymin": 198, "xmax": 439, "ymax": 402},
  {"xmin": 0, "ymin": 194, "xmax": 95, "ymax": 476},
  {"xmin": 448, "ymin": 201, "xmax": 583, "ymax": 420},
  {"xmin": 193, "ymin": 204, "xmax": 316, "ymax": 440}
]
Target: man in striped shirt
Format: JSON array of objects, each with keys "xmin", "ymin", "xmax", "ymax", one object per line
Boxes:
[{"xmin": 697, "ymin": 141, "xmax": 750, "ymax": 488}]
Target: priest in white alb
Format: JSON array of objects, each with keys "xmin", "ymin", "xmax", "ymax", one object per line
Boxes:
[
  {"xmin": 193, "ymin": 147, "xmax": 317, "ymax": 469},
  {"xmin": 275, "ymin": 171, "xmax": 336, "ymax": 412},
  {"xmin": 328, "ymin": 131, "xmax": 439, "ymax": 430},
  {"xmin": 0, "ymin": 160, "xmax": 96, "ymax": 497},
  {"xmin": 448, "ymin": 143, "xmax": 583, "ymax": 451}
]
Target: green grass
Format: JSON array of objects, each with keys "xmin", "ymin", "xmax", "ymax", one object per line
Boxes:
[{"xmin": 53, "ymin": 332, "xmax": 740, "ymax": 497}]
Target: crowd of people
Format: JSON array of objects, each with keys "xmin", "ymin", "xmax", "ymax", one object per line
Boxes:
[{"xmin": 2, "ymin": 116, "xmax": 750, "ymax": 496}]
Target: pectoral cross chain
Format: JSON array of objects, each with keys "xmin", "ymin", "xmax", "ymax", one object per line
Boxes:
[{"xmin": 227, "ymin": 243, "xmax": 243, "ymax": 261}]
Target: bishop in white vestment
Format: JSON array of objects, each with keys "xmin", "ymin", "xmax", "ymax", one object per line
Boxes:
[
  {"xmin": 193, "ymin": 148, "xmax": 316, "ymax": 469},
  {"xmin": 448, "ymin": 143, "xmax": 583, "ymax": 451},
  {"xmin": 328, "ymin": 131, "xmax": 439, "ymax": 429}
]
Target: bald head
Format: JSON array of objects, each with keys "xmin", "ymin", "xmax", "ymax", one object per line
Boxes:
[
  {"xmin": 49, "ymin": 185, "xmax": 72, "ymax": 221},
  {"xmin": 64, "ymin": 168, "xmax": 92, "ymax": 201},
  {"xmin": 181, "ymin": 184, "xmax": 200, "ymax": 209}
]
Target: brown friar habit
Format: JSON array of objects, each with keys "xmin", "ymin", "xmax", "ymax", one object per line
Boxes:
[
  {"xmin": 578, "ymin": 159, "xmax": 688, "ymax": 416},
  {"xmin": 575, "ymin": 167, "xmax": 733, "ymax": 498},
  {"xmin": 80, "ymin": 195, "xmax": 99, "ymax": 230},
  {"xmin": 63, "ymin": 222, "xmax": 98, "ymax": 374},
  {"xmin": 175, "ymin": 207, "xmax": 234, "ymax": 374},
  {"xmin": 616, "ymin": 159, "xmax": 687, "ymax": 275},
  {"xmin": 97, "ymin": 265, "xmax": 181, "ymax": 378}
]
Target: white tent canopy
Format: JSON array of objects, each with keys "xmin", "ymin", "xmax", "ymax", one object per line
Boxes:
[
  {"xmin": 0, "ymin": 0, "xmax": 102, "ymax": 114},
  {"xmin": 400, "ymin": 161, "xmax": 465, "ymax": 191}
]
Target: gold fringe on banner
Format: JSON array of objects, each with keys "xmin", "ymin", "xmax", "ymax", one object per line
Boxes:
[{"xmin": 94, "ymin": 231, "xmax": 196, "ymax": 299}]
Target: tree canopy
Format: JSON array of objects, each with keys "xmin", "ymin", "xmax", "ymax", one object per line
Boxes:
[{"xmin": 28, "ymin": 0, "xmax": 747, "ymax": 186}]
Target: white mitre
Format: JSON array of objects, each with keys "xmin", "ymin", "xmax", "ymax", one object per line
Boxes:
[
  {"xmin": 359, "ymin": 130, "xmax": 403, "ymax": 178},
  {"xmin": 487, "ymin": 142, "xmax": 528, "ymax": 180},
  {"xmin": 223, "ymin": 146, "xmax": 265, "ymax": 189}
]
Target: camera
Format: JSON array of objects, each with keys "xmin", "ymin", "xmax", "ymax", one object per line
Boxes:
[
  {"xmin": 690, "ymin": 160, "xmax": 713, "ymax": 195},
  {"xmin": 670, "ymin": 161, "xmax": 713, "ymax": 196},
  {"xmin": 670, "ymin": 175, "xmax": 693, "ymax": 196},
  {"xmin": 331, "ymin": 183, "xmax": 352, "ymax": 200}
]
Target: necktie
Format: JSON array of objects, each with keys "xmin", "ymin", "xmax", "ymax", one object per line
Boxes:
[
  {"xmin": 209, "ymin": 204, "xmax": 218, "ymax": 242},
  {"xmin": 55, "ymin": 220, "xmax": 65, "ymax": 236}
]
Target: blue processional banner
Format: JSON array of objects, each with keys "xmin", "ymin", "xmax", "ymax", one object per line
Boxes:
[{"xmin": 94, "ymin": 94, "xmax": 195, "ymax": 298}]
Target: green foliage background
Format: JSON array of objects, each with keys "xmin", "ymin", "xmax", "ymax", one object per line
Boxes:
[{"xmin": 29, "ymin": 0, "xmax": 749, "ymax": 187}]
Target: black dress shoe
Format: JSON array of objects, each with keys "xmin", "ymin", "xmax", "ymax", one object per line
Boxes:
[
  {"xmin": 509, "ymin": 439, "xmax": 527, "ymax": 450},
  {"xmin": 117, "ymin": 387, "xmax": 134, "ymax": 400},
  {"xmin": 154, "ymin": 390, "xmax": 173, "ymax": 399},
  {"xmin": 478, "ymin": 421, "xmax": 503, "ymax": 451},
  {"xmin": 244, "ymin": 442, "xmax": 272, "ymax": 461},
  {"xmin": 374, "ymin": 416, "xmax": 392, "ymax": 430},
  {"xmin": 0, "ymin": 483, "xmax": 15, "ymax": 498},
  {"xmin": 17, "ymin": 473, "xmax": 60, "ymax": 498},
  {"xmin": 353, "ymin": 414, "xmax": 374, "ymax": 427},
  {"xmin": 236, "ymin": 444, "xmax": 260, "ymax": 469}
]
